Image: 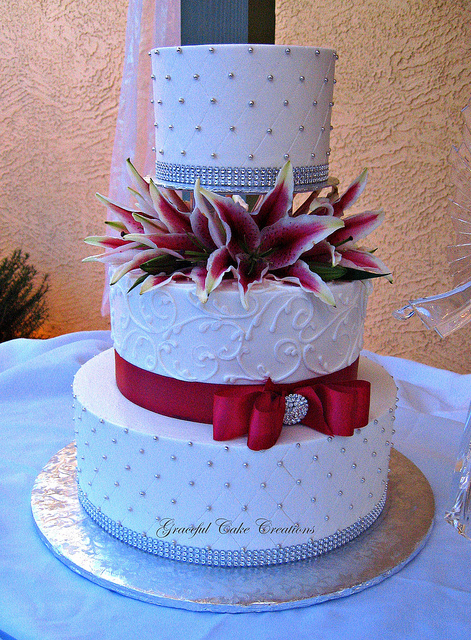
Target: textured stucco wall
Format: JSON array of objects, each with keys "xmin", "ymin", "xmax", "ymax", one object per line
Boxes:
[
  {"xmin": 1, "ymin": 0, "xmax": 470, "ymax": 372},
  {"xmin": 278, "ymin": 0, "xmax": 471, "ymax": 373},
  {"xmin": 0, "ymin": 0, "xmax": 127, "ymax": 336}
]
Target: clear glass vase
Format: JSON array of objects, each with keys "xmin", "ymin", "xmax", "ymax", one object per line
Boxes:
[{"xmin": 445, "ymin": 403, "xmax": 471, "ymax": 539}]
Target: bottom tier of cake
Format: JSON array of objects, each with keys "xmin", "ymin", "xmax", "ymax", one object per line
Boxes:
[{"xmin": 73, "ymin": 350, "xmax": 396, "ymax": 566}]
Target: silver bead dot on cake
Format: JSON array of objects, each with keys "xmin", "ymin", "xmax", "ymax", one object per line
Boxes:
[
  {"xmin": 125, "ymin": 464, "xmax": 130, "ymax": 470},
  {"xmin": 313, "ymin": 100, "xmax": 318, "ymax": 106},
  {"xmin": 193, "ymin": 73, "xmax": 199, "ymax": 79},
  {"xmin": 228, "ymin": 72, "xmax": 234, "ymax": 78},
  {"xmin": 229, "ymin": 126, "xmax": 235, "ymax": 131},
  {"xmin": 248, "ymin": 100, "xmax": 255, "ymax": 107},
  {"xmin": 189, "ymin": 480, "xmax": 195, "ymax": 486},
  {"xmin": 248, "ymin": 154, "xmax": 254, "ymax": 160},
  {"xmin": 140, "ymin": 491, "xmax": 146, "ymax": 497},
  {"xmin": 242, "ymin": 505, "xmax": 248, "ymax": 511},
  {"xmin": 209, "ymin": 47, "xmax": 214, "ymax": 52},
  {"xmin": 114, "ymin": 481, "xmax": 119, "ymax": 486},
  {"xmin": 153, "ymin": 436, "xmax": 159, "ymax": 441},
  {"xmin": 211, "ymin": 152, "xmax": 217, "ymax": 158},
  {"xmin": 207, "ymin": 460, "xmax": 213, "ymax": 467},
  {"xmin": 111, "ymin": 438, "xmax": 117, "ymax": 444},
  {"xmin": 178, "ymin": 97, "xmax": 185, "ymax": 103},
  {"xmin": 267, "ymin": 74, "xmax": 273, "ymax": 81},
  {"xmin": 260, "ymin": 482, "xmax": 266, "ymax": 488},
  {"xmin": 283, "ymin": 100, "xmax": 289, "ymax": 106},
  {"xmin": 299, "ymin": 75, "xmax": 305, "ymax": 82},
  {"xmin": 283, "ymin": 153, "xmax": 289, "ymax": 160},
  {"xmin": 171, "ymin": 499, "xmax": 176, "ymax": 504},
  {"xmin": 165, "ymin": 74, "xmax": 171, "ymax": 80},
  {"xmin": 248, "ymin": 46, "xmax": 253, "ymax": 53},
  {"xmin": 285, "ymin": 48, "xmax": 291, "ymax": 54},
  {"xmin": 266, "ymin": 127, "xmax": 272, "ymax": 134},
  {"xmin": 243, "ymin": 462, "xmax": 249, "ymax": 468},
  {"xmin": 299, "ymin": 125, "xmax": 304, "ymax": 131},
  {"xmin": 277, "ymin": 503, "xmax": 283, "ymax": 509},
  {"xmin": 180, "ymin": 150, "xmax": 186, "ymax": 156},
  {"xmin": 195, "ymin": 125, "xmax": 201, "ymax": 131},
  {"xmin": 210, "ymin": 97, "xmax": 216, "ymax": 103},
  {"xmin": 154, "ymin": 474, "xmax": 160, "ymax": 479},
  {"xmin": 139, "ymin": 449, "xmax": 145, "ymax": 454},
  {"xmin": 170, "ymin": 455, "xmax": 176, "ymax": 461},
  {"xmin": 224, "ymin": 482, "xmax": 230, "ymax": 488}
]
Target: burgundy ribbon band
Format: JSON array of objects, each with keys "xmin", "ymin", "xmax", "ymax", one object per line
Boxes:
[{"xmin": 115, "ymin": 352, "xmax": 370, "ymax": 451}]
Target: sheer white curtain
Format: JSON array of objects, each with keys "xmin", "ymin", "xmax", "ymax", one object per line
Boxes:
[{"xmin": 103, "ymin": 0, "xmax": 180, "ymax": 312}]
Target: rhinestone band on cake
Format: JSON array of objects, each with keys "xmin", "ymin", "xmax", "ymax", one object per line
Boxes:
[
  {"xmin": 77, "ymin": 486, "xmax": 387, "ymax": 567},
  {"xmin": 154, "ymin": 162, "xmax": 330, "ymax": 192}
]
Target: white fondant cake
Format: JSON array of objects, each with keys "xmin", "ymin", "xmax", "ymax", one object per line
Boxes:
[
  {"xmin": 78, "ymin": 43, "xmax": 394, "ymax": 567},
  {"xmin": 110, "ymin": 275, "xmax": 371, "ymax": 385},
  {"xmin": 74, "ymin": 353, "xmax": 395, "ymax": 566},
  {"xmin": 150, "ymin": 44, "xmax": 336, "ymax": 192}
]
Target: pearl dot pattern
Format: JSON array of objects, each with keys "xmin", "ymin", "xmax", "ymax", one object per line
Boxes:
[{"xmin": 74, "ymin": 351, "xmax": 396, "ymax": 564}]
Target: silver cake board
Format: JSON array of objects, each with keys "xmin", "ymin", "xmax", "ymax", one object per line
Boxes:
[{"xmin": 31, "ymin": 444, "xmax": 434, "ymax": 613}]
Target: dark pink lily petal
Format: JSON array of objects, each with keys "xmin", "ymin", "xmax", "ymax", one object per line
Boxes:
[
  {"xmin": 133, "ymin": 212, "xmax": 168, "ymax": 234},
  {"xmin": 84, "ymin": 235, "xmax": 131, "ymax": 249},
  {"xmin": 234, "ymin": 255, "xmax": 269, "ymax": 309},
  {"xmin": 260, "ymin": 214, "xmax": 343, "ymax": 270},
  {"xmin": 139, "ymin": 269, "xmax": 192, "ymax": 293},
  {"xmin": 110, "ymin": 249, "xmax": 161, "ymax": 284},
  {"xmin": 252, "ymin": 161, "xmax": 293, "ymax": 228},
  {"xmin": 198, "ymin": 185, "xmax": 260, "ymax": 257},
  {"xmin": 149, "ymin": 180, "xmax": 193, "ymax": 233},
  {"xmin": 160, "ymin": 186, "xmax": 191, "ymax": 214},
  {"xmin": 331, "ymin": 210, "xmax": 384, "ymax": 246},
  {"xmin": 339, "ymin": 248, "xmax": 392, "ymax": 279},
  {"xmin": 190, "ymin": 207, "xmax": 217, "ymax": 251},
  {"xmin": 124, "ymin": 232, "xmax": 198, "ymax": 255},
  {"xmin": 126, "ymin": 159, "xmax": 153, "ymax": 207},
  {"xmin": 302, "ymin": 240, "xmax": 338, "ymax": 265},
  {"xmin": 83, "ymin": 239, "xmax": 142, "ymax": 262},
  {"xmin": 194, "ymin": 181, "xmax": 228, "ymax": 248},
  {"xmin": 205, "ymin": 246, "xmax": 234, "ymax": 294},
  {"xmin": 292, "ymin": 190, "xmax": 322, "ymax": 217},
  {"xmin": 308, "ymin": 198, "xmax": 335, "ymax": 216},
  {"xmin": 96, "ymin": 193, "xmax": 143, "ymax": 233},
  {"xmin": 189, "ymin": 265, "xmax": 209, "ymax": 302},
  {"xmin": 83, "ymin": 246, "xmax": 142, "ymax": 267},
  {"xmin": 273, "ymin": 260, "xmax": 336, "ymax": 306},
  {"xmin": 332, "ymin": 169, "xmax": 368, "ymax": 217}
]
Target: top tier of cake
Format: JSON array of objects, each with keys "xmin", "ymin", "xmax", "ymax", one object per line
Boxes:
[{"xmin": 150, "ymin": 44, "xmax": 336, "ymax": 193}]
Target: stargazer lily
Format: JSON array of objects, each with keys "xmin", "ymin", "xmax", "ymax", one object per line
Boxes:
[{"xmin": 84, "ymin": 159, "xmax": 391, "ymax": 306}]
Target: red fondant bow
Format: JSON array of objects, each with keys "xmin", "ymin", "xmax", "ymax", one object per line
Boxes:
[{"xmin": 213, "ymin": 379, "xmax": 371, "ymax": 451}]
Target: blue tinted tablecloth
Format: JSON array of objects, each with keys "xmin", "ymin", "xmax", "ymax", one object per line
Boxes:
[{"xmin": 0, "ymin": 332, "xmax": 470, "ymax": 640}]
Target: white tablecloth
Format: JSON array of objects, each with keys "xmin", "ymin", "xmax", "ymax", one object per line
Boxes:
[{"xmin": 1, "ymin": 332, "xmax": 470, "ymax": 640}]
